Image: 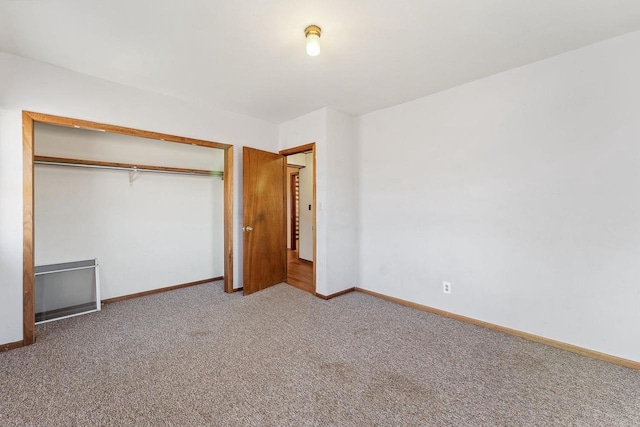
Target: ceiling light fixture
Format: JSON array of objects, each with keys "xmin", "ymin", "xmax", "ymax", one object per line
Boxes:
[{"xmin": 305, "ymin": 25, "xmax": 321, "ymax": 56}]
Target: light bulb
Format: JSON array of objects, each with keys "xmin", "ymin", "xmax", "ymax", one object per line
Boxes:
[
  {"xmin": 304, "ymin": 25, "xmax": 321, "ymax": 57},
  {"xmin": 306, "ymin": 34, "xmax": 320, "ymax": 56}
]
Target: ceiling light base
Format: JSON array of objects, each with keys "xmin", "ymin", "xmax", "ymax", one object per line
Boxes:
[{"xmin": 305, "ymin": 25, "xmax": 321, "ymax": 38}]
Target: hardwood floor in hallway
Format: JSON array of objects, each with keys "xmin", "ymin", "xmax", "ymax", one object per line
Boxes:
[{"xmin": 286, "ymin": 249, "xmax": 313, "ymax": 294}]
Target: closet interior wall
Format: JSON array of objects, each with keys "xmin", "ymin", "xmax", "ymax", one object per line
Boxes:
[{"xmin": 34, "ymin": 123, "xmax": 224, "ymax": 302}]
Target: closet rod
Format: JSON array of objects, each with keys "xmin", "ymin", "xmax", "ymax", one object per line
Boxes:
[{"xmin": 34, "ymin": 155, "xmax": 223, "ymax": 178}]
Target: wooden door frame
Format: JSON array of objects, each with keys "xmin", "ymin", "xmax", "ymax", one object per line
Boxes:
[
  {"xmin": 22, "ymin": 111, "xmax": 234, "ymax": 346},
  {"xmin": 279, "ymin": 143, "xmax": 316, "ymax": 294}
]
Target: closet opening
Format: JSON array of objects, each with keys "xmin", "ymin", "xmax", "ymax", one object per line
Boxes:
[{"xmin": 22, "ymin": 111, "xmax": 234, "ymax": 346}]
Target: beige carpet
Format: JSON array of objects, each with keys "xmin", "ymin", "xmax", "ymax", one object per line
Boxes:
[{"xmin": 1, "ymin": 282, "xmax": 638, "ymax": 426}]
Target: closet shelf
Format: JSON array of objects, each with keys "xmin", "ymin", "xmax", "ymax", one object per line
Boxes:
[{"xmin": 34, "ymin": 155, "xmax": 223, "ymax": 178}]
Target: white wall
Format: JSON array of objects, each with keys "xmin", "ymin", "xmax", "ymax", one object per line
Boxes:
[
  {"xmin": 325, "ymin": 109, "xmax": 358, "ymax": 295},
  {"xmin": 287, "ymin": 154, "xmax": 306, "ymax": 167},
  {"xmin": 356, "ymin": 30, "xmax": 640, "ymax": 362},
  {"xmin": 298, "ymin": 153, "xmax": 314, "ymax": 261},
  {"xmin": 279, "ymin": 109, "xmax": 328, "ymax": 294},
  {"xmin": 0, "ymin": 110, "xmax": 24, "ymax": 344},
  {"xmin": 34, "ymin": 123, "xmax": 223, "ymax": 301},
  {"xmin": 0, "ymin": 53, "xmax": 278, "ymax": 346},
  {"xmin": 35, "ymin": 122, "xmax": 225, "ymax": 170},
  {"xmin": 279, "ymin": 108, "xmax": 358, "ymax": 295}
]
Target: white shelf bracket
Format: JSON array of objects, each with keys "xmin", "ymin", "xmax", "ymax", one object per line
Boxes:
[{"xmin": 129, "ymin": 167, "xmax": 140, "ymax": 185}]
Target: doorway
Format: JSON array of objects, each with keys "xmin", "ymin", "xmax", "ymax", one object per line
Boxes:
[
  {"xmin": 239, "ymin": 142, "xmax": 316, "ymax": 296},
  {"xmin": 242, "ymin": 147, "xmax": 287, "ymax": 295},
  {"xmin": 22, "ymin": 111, "xmax": 234, "ymax": 346},
  {"xmin": 281, "ymin": 144, "xmax": 316, "ymax": 294}
]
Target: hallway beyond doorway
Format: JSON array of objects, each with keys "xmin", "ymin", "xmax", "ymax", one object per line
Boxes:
[{"xmin": 286, "ymin": 249, "xmax": 313, "ymax": 294}]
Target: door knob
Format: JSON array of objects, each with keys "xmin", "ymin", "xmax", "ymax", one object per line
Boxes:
[{"xmin": 243, "ymin": 226, "xmax": 254, "ymax": 232}]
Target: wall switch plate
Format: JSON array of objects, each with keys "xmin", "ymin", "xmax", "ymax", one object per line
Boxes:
[{"xmin": 443, "ymin": 281, "xmax": 451, "ymax": 294}]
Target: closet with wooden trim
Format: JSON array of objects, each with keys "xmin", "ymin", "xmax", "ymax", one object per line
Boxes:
[{"xmin": 33, "ymin": 122, "xmax": 225, "ymax": 323}]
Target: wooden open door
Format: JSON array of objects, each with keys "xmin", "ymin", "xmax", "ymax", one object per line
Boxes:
[{"xmin": 243, "ymin": 147, "xmax": 286, "ymax": 295}]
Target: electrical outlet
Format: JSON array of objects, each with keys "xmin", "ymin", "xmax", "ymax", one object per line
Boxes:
[{"xmin": 443, "ymin": 281, "xmax": 451, "ymax": 294}]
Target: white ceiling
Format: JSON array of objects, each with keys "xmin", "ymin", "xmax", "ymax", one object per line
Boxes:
[{"xmin": 2, "ymin": 0, "xmax": 640, "ymax": 123}]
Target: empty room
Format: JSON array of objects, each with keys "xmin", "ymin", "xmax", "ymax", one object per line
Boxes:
[{"xmin": 1, "ymin": 1, "xmax": 639, "ymax": 425}]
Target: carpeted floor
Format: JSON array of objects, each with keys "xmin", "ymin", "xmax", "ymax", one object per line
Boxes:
[{"xmin": 1, "ymin": 282, "xmax": 639, "ymax": 426}]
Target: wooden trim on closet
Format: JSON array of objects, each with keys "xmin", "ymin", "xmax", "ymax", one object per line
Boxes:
[
  {"xmin": 223, "ymin": 147, "xmax": 234, "ymax": 293},
  {"xmin": 34, "ymin": 155, "xmax": 218, "ymax": 176},
  {"xmin": 21, "ymin": 111, "xmax": 235, "ymax": 348},
  {"xmin": 102, "ymin": 277, "xmax": 223, "ymax": 304},
  {"xmin": 355, "ymin": 287, "xmax": 640, "ymax": 371},
  {"xmin": 22, "ymin": 112, "xmax": 35, "ymax": 346},
  {"xmin": 23, "ymin": 111, "xmax": 231, "ymax": 150}
]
